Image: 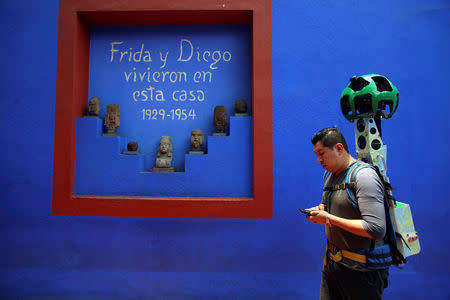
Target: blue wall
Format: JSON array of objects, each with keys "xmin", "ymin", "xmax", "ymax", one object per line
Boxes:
[
  {"xmin": 1, "ymin": 0, "xmax": 449, "ymax": 299},
  {"xmin": 87, "ymin": 25, "xmax": 252, "ymax": 172},
  {"xmin": 74, "ymin": 116, "xmax": 253, "ymax": 197}
]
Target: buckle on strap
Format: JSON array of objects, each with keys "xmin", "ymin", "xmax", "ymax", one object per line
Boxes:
[
  {"xmin": 327, "ymin": 243, "xmax": 343, "ymax": 262},
  {"xmin": 332, "ymin": 250, "xmax": 343, "ymax": 262}
]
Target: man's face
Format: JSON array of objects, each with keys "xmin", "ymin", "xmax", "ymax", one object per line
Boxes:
[{"xmin": 313, "ymin": 141, "xmax": 341, "ymax": 174}]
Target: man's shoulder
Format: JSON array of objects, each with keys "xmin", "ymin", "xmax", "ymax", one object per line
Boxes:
[
  {"xmin": 354, "ymin": 166, "xmax": 384, "ymax": 193},
  {"xmin": 354, "ymin": 165, "xmax": 378, "ymax": 179}
]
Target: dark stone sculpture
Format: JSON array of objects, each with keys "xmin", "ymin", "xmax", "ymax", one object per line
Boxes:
[
  {"xmin": 152, "ymin": 136, "xmax": 175, "ymax": 172},
  {"xmin": 189, "ymin": 129, "xmax": 205, "ymax": 154},
  {"xmin": 235, "ymin": 98, "xmax": 249, "ymax": 116},
  {"xmin": 103, "ymin": 104, "xmax": 120, "ymax": 136},
  {"xmin": 213, "ymin": 105, "xmax": 227, "ymax": 136},
  {"xmin": 128, "ymin": 142, "xmax": 138, "ymax": 152},
  {"xmin": 85, "ymin": 96, "xmax": 101, "ymax": 118},
  {"xmin": 123, "ymin": 141, "xmax": 141, "ymax": 155}
]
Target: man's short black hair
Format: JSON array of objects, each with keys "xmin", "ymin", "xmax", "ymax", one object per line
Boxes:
[{"xmin": 311, "ymin": 127, "xmax": 349, "ymax": 153}]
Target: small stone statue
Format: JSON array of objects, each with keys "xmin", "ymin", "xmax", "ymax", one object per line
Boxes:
[
  {"xmin": 235, "ymin": 98, "xmax": 249, "ymax": 116},
  {"xmin": 189, "ymin": 129, "xmax": 205, "ymax": 154},
  {"xmin": 213, "ymin": 105, "xmax": 227, "ymax": 136},
  {"xmin": 85, "ymin": 96, "xmax": 101, "ymax": 118},
  {"xmin": 104, "ymin": 104, "xmax": 120, "ymax": 136},
  {"xmin": 153, "ymin": 136, "xmax": 175, "ymax": 172},
  {"xmin": 123, "ymin": 141, "xmax": 141, "ymax": 155}
]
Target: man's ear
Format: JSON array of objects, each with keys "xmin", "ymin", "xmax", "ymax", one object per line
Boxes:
[{"xmin": 335, "ymin": 143, "xmax": 345, "ymax": 153}]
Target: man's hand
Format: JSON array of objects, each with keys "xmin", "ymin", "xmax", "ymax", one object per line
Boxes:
[
  {"xmin": 306, "ymin": 210, "xmax": 328, "ymax": 225},
  {"xmin": 307, "ymin": 203, "xmax": 325, "ymax": 211},
  {"xmin": 305, "ymin": 203, "xmax": 326, "ymax": 223}
]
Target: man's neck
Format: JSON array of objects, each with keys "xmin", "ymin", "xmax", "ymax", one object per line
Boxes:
[{"xmin": 335, "ymin": 155, "xmax": 357, "ymax": 175}]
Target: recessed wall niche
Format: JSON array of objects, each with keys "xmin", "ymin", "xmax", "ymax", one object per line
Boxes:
[
  {"xmin": 52, "ymin": 0, "xmax": 272, "ymax": 218},
  {"xmin": 75, "ymin": 25, "xmax": 252, "ymax": 197}
]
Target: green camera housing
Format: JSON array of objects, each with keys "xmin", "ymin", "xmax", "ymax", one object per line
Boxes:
[{"xmin": 340, "ymin": 74, "xmax": 399, "ymax": 121}]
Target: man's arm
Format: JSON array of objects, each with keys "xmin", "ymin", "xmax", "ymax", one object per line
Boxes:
[
  {"xmin": 307, "ymin": 210, "xmax": 375, "ymax": 238},
  {"xmin": 306, "ymin": 168, "xmax": 386, "ymax": 240}
]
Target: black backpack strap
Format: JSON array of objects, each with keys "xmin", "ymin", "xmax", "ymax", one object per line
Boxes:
[{"xmin": 323, "ymin": 182, "xmax": 356, "ymax": 192}]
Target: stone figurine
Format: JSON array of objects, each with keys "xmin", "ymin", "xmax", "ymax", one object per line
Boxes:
[
  {"xmin": 104, "ymin": 104, "xmax": 120, "ymax": 136},
  {"xmin": 123, "ymin": 141, "xmax": 141, "ymax": 155},
  {"xmin": 235, "ymin": 98, "xmax": 249, "ymax": 116},
  {"xmin": 153, "ymin": 136, "xmax": 175, "ymax": 172},
  {"xmin": 189, "ymin": 129, "xmax": 205, "ymax": 154},
  {"xmin": 85, "ymin": 96, "xmax": 101, "ymax": 118},
  {"xmin": 213, "ymin": 105, "xmax": 227, "ymax": 136}
]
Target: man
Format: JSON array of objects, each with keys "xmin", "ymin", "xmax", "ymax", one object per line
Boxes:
[{"xmin": 307, "ymin": 127, "xmax": 389, "ymax": 300}]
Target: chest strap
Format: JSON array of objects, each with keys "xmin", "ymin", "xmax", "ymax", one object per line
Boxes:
[{"xmin": 323, "ymin": 182, "xmax": 356, "ymax": 192}]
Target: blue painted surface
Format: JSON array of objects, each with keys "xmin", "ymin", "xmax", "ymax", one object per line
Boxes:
[
  {"xmin": 1, "ymin": 0, "xmax": 450, "ymax": 299},
  {"xmin": 74, "ymin": 117, "xmax": 253, "ymax": 197},
  {"xmin": 0, "ymin": 269, "xmax": 448, "ymax": 299},
  {"xmin": 88, "ymin": 25, "xmax": 252, "ymax": 172}
]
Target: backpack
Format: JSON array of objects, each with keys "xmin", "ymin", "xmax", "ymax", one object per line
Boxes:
[{"xmin": 323, "ymin": 161, "xmax": 420, "ymax": 268}]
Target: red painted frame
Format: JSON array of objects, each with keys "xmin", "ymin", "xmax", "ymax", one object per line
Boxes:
[{"xmin": 52, "ymin": 0, "xmax": 272, "ymax": 218}]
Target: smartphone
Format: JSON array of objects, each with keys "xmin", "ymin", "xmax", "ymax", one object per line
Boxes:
[{"xmin": 298, "ymin": 208, "xmax": 313, "ymax": 216}]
